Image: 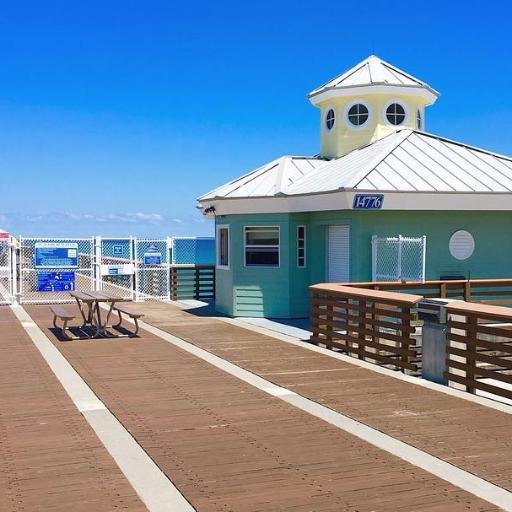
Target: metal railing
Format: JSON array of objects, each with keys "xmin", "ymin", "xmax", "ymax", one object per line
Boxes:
[{"xmin": 310, "ymin": 283, "xmax": 423, "ymax": 373}]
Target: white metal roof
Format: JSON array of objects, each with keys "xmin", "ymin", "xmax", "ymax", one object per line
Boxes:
[
  {"xmin": 287, "ymin": 130, "xmax": 512, "ymax": 195},
  {"xmin": 198, "ymin": 156, "xmax": 326, "ymax": 200},
  {"xmin": 308, "ymin": 55, "xmax": 439, "ymax": 99},
  {"xmin": 199, "ymin": 130, "xmax": 512, "ymax": 202}
]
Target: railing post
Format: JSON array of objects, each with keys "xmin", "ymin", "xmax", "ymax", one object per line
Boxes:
[
  {"xmin": 310, "ymin": 290, "xmax": 320, "ymax": 344},
  {"xmin": 401, "ymin": 305, "xmax": 411, "ymax": 373},
  {"xmin": 325, "ymin": 292, "xmax": 334, "ymax": 350},
  {"xmin": 465, "ymin": 313, "xmax": 477, "ymax": 394},
  {"xmin": 358, "ymin": 299, "xmax": 366, "ymax": 360},
  {"xmin": 94, "ymin": 236, "xmax": 102, "ymax": 291},
  {"xmin": 195, "ymin": 266, "xmax": 200, "ymax": 300},
  {"xmin": 464, "ymin": 281, "xmax": 472, "ymax": 302}
]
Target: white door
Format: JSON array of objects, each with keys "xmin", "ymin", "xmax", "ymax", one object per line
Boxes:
[{"xmin": 326, "ymin": 225, "xmax": 350, "ymax": 282}]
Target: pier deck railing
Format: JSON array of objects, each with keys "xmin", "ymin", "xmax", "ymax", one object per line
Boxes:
[
  {"xmin": 341, "ymin": 278, "xmax": 512, "ymax": 305},
  {"xmin": 170, "ymin": 264, "xmax": 215, "ymax": 301},
  {"xmin": 310, "ymin": 284, "xmax": 423, "ymax": 373},
  {"xmin": 445, "ymin": 301, "xmax": 512, "ymax": 402}
]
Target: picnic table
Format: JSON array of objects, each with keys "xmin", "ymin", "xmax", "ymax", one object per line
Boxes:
[{"xmin": 70, "ymin": 290, "xmax": 131, "ymax": 338}]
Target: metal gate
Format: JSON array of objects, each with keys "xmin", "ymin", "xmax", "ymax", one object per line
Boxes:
[
  {"xmin": 372, "ymin": 235, "xmax": 426, "ymax": 282},
  {"xmin": 98, "ymin": 238, "xmax": 135, "ymax": 299},
  {"xmin": 0, "ymin": 238, "xmax": 15, "ymax": 304},
  {"xmin": 19, "ymin": 237, "xmax": 95, "ymax": 303},
  {"xmin": 135, "ymin": 238, "xmax": 170, "ymax": 300}
]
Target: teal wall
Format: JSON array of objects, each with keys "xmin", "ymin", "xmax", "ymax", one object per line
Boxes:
[{"xmin": 215, "ymin": 210, "xmax": 512, "ymax": 318}]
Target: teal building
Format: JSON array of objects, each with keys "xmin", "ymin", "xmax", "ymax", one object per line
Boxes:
[{"xmin": 197, "ymin": 56, "xmax": 512, "ymax": 318}]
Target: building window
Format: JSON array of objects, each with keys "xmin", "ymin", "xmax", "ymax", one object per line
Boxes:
[
  {"xmin": 245, "ymin": 226, "xmax": 279, "ymax": 266},
  {"xmin": 325, "ymin": 108, "xmax": 335, "ymax": 130},
  {"xmin": 297, "ymin": 225, "xmax": 306, "ymax": 267},
  {"xmin": 347, "ymin": 103, "xmax": 369, "ymax": 126},
  {"xmin": 416, "ymin": 109, "xmax": 422, "ymax": 130},
  {"xmin": 216, "ymin": 225, "xmax": 229, "ymax": 268},
  {"xmin": 386, "ymin": 102, "xmax": 406, "ymax": 125}
]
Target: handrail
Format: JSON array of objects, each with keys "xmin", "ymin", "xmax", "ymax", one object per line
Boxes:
[
  {"xmin": 445, "ymin": 301, "xmax": 512, "ymax": 321},
  {"xmin": 444, "ymin": 299, "xmax": 512, "ymax": 401},
  {"xmin": 310, "ymin": 284, "xmax": 423, "ymax": 373},
  {"xmin": 310, "ymin": 284, "xmax": 422, "ymax": 306}
]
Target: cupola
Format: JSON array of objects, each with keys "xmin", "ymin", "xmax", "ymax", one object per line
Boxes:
[{"xmin": 309, "ymin": 55, "xmax": 439, "ymax": 158}]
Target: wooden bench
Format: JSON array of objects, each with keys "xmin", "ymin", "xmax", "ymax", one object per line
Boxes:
[
  {"xmin": 50, "ymin": 305, "xmax": 77, "ymax": 340},
  {"xmin": 113, "ymin": 305, "xmax": 144, "ymax": 336}
]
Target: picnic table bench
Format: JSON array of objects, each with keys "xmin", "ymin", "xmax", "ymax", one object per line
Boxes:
[{"xmin": 49, "ymin": 291, "xmax": 144, "ymax": 340}]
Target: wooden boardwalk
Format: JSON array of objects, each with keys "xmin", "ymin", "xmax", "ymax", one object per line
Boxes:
[
  {"xmin": 134, "ymin": 301, "xmax": 512, "ymax": 493},
  {"xmin": 0, "ymin": 307, "xmax": 146, "ymax": 512},
  {"xmin": 20, "ymin": 303, "xmax": 507, "ymax": 511}
]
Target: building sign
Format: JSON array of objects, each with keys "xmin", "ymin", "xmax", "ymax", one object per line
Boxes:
[
  {"xmin": 113, "ymin": 244, "xmax": 124, "ymax": 257},
  {"xmin": 100, "ymin": 264, "xmax": 135, "ymax": 276},
  {"xmin": 143, "ymin": 252, "xmax": 162, "ymax": 265},
  {"xmin": 352, "ymin": 194, "xmax": 384, "ymax": 209},
  {"xmin": 35, "ymin": 242, "xmax": 78, "ymax": 268},
  {"xmin": 37, "ymin": 271, "xmax": 75, "ymax": 292}
]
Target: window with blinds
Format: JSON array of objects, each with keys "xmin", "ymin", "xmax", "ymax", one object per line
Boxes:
[{"xmin": 245, "ymin": 226, "xmax": 279, "ymax": 267}]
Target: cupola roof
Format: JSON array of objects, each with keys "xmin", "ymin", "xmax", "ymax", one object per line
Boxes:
[{"xmin": 309, "ymin": 55, "xmax": 439, "ymax": 105}]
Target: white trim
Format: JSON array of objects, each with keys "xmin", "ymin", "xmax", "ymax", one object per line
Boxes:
[
  {"xmin": 343, "ymin": 99, "xmax": 372, "ymax": 130},
  {"xmin": 199, "ymin": 190, "xmax": 512, "ymax": 215},
  {"xmin": 323, "ymin": 105, "xmax": 336, "ymax": 133},
  {"xmin": 216, "ymin": 224, "xmax": 230, "ymax": 270},
  {"xmin": 382, "ymin": 98, "xmax": 410, "ymax": 127},
  {"xmin": 296, "ymin": 225, "xmax": 306, "ymax": 268},
  {"xmin": 310, "ymin": 85, "xmax": 438, "ymax": 106},
  {"xmin": 243, "ymin": 225, "xmax": 280, "ymax": 268}
]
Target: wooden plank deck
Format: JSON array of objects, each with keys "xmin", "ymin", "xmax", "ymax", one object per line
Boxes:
[
  {"xmin": 132, "ymin": 301, "xmax": 512, "ymax": 493},
  {"xmin": 0, "ymin": 306, "xmax": 146, "ymax": 512},
  {"xmin": 24, "ymin": 304, "xmax": 503, "ymax": 511}
]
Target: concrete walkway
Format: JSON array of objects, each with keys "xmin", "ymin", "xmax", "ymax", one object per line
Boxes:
[{"xmin": 23, "ymin": 303, "xmax": 508, "ymax": 511}]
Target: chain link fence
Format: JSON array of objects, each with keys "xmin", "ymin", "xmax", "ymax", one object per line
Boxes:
[
  {"xmin": 19, "ymin": 237, "xmax": 95, "ymax": 304},
  {"xmin": 372, "ymin": 235, "xmax": 426, "ymax": 282},
  {"xmin": 98, "ymin": 238, "xmax": 134, "ymax": 299},
  {"xmin": 135, "ymin": 238, "xmax": 170, "ymax": 300},
  {"xmin": 13, "ymin": 236, "xmax": 215, "ymax": 304},
  {"xmin": 0, "ymin": 239, "xmax": 14, "ymax": 304},
  {"xmin": 170, "ymin": 237, "xmax": 215, "ymax": 264}
]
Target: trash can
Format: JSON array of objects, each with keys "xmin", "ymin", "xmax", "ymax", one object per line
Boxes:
[{"xmin": 418, "ymin": 298, "xmax": 459, "ymax": 384}]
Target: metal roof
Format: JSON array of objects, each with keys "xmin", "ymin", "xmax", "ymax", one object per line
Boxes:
[
  {"xmin": 287, "ymin": 130, "xmax": 512, "ymax": 195},
  {"xmin": 199, "ymin": 130, "xmax": 512, "ymax": 201},
  {"xmin": 308, "ymin": 55, "xmax": 439, "ymax": 98},
  {"xmin": 198, "ymin": 156, "xmax": 326, "ymax": 200}
]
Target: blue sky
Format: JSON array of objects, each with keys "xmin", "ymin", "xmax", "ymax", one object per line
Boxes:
[{"xmin": 1, "ymin": 1, "xmax": 511, "ymax": 237}]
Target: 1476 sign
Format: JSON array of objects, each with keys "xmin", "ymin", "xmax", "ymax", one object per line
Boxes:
[{"xmin": 352, "ymin": 194, "xmax": 384, "ymax": 209}]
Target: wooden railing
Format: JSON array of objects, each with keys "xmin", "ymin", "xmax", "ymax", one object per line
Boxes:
[
  {"xmin": 170, "ymin": 265, "xmax": 215, "ymax": 301},
  {"xmin": 310, "ymin": 284, "xmax": 423, "ymax": 373},
  {"xmin": 445, "ymin": 301, "xmax": 512, "ymax": 402},
  {"xmin": 343, "ymin": 278, "xmax": 512, "ymax": 306}
]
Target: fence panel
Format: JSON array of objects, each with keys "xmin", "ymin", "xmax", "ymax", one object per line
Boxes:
[
  {"xmin": 310, "ymin": 284, "xmax": 422, "ymax": 374},
  {"xmin": 171, "ymin": 237, "xmax": 215, "ymax": 264},
  {"xmin": 19, "ymin": 237, "xmax": 95, "ymax": 304},
  {"xmin": 372, "ymin": 235, "xmax": 426, "ymax": 282},
  {"xmin": 445, "ymin": 301, "xmax": 512, "ymax": 403},
  {"xmin": 98, "ymin": 238, "xmax": 135, "ymax": 299},
  {"xmin": 170, "ymin": 264, "xmax": 215, "ymax": 301},
  {"xmin": 0, "ymin": 239, "xmax": 13, "ymax": 304},
  {"xmin": 135, "ymin": 238, "xmax": 170, "ymax": 300}
]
